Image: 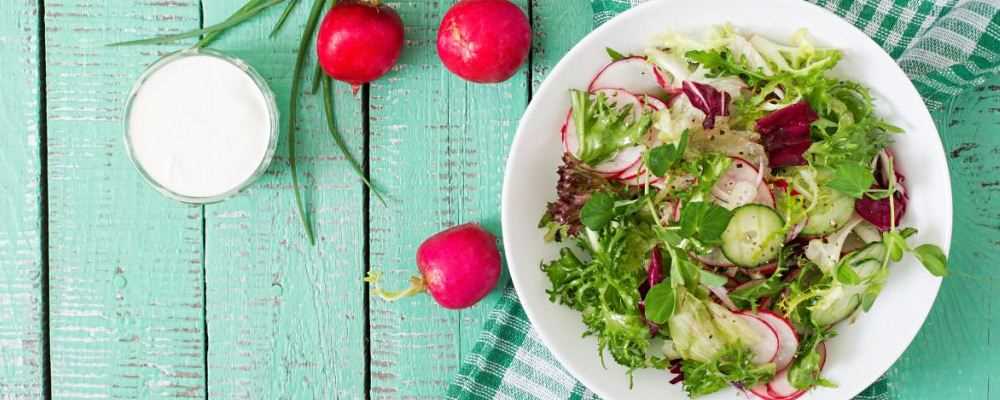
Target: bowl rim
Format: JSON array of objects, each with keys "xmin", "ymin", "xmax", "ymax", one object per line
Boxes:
[{"xmin": 501, "ymin": 0, "xmax": 952, "ymax": 399}]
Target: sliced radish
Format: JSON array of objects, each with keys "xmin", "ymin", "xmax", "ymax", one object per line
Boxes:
[
  {"xmin": 710, "ymin": 285, "xmax": 739, "ymax": 311},
  {"xmin": 642, "ymin": 95, "xmax": 668, "ymax": 111},
  {"xmin": 764, "ymin": 342, "xmax": 827, "ymax": 399},
  {"xmin": 756, "ymin": 311, "xmax": 799, "ymax": 371},
  {"xmin": 560, "ymin": 89, "xmax": 644, "ymax": 175},
  {"xmin": 588, "ymin": 57, "xmax": 669, "ymax": 97},
  {"xmin": 616, "ymin": 160, "xmax": 644, "ymax": 180},
  {"xmin": 592, "ymin": 146, "xmax": 643, "ymax": 176},
  {"xmin": 712, "ymin": 157, "xmax": 775, "ymax": 210},
  {"xmin": 755, "ymin": 182, "xmax": 777, "ymax": 208},
  {"xmin": 767, "ymin": 369, "xmax": 804, "ymax": 399},
  {"xmin": 750, "ymin": 384, "xmax": 777, "ymax": 400},
  {"xmin": 592, "ymin": 88, "xmax": 644, "ymax": 118},
  {"xmin": 737, "ymin": 313, "xmax": 780, "ymax": 365},
  {"xmin": 560, "ymin": 111, "xmax": 579, "ymax": 155}
]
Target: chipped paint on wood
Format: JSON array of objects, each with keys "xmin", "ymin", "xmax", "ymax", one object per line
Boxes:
[
  {"xmin": 44, "ymin": 1, "xmax": 206, "ymax": 398},
  {"xmin": 200, "ymin": 1, "xmax": 366, "ymax": 399},
  {"xmin": 885, "ymin": 76, "xmax": 1000, "ymax": 399},
  {"xmin": 366, "ymin": 0, "xmax": 531, "ymax": 397},
  {"xmin": 0, "ymin": 0, "xmax": 45, "ymax": 398}
]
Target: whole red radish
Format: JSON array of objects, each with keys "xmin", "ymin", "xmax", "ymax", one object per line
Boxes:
[
  {"xmin": 316, "ymin": 0, "xmax": 404, "ymax": 92},
  {"xmin": 437, "ymin": 0, "xmax": 531, "ymax": 83},
  {"xmin": 365, "ymin": 223, "xmax": 502, "ymax": 310}
]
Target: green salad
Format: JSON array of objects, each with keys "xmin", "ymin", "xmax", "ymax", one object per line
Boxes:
[{"xmin": 540, "ymin": 24, "xmax": 948, "ymax": 399}]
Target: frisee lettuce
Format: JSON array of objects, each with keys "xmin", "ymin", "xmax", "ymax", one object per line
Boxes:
[{"xmin": 570, "ymin": 89, "xmax": 653, "ymax": 165}]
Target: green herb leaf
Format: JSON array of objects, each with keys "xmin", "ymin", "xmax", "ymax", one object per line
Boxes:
[
  {"xmin": 269, "ymin": 0, "xmax": 301, "ymax": 37},
  {"xmin": 787, "ymin": 333, "xmax": 837, "ymax": 390},
  {"xmin": 109, "ymin": 0, "xmax": 285, "ymax": 47},
  {"xmin": 681, "ymin": 345, "xmax": 776, "ymax": 397},
  {"xmin": 685, "ymin": 49, "xmax": 770, "ymax": 87},
  {"xmin": 644, "ymin": 282, "xmax": 676, "ymax": 324},
  {"xmin": 542, "ymin": 224, "xmax": 662, "ymax": 378},
  {"xmin": 606, "ymin": 47, "xmax": 627, "ymax": 61},
  {"xmin": 860, "ymin": 281, "xmax": 884, "ymax": 312},
  {"xmin": 581, "ymin": 192, "xmax": 615, "ymax": 230},
  {"xmin": 698, "ymin": 270, "xmax": 728, "ymax": 288},
  {"xmin": 679, "ymin": 201, "xmax": 733, "ymax": 246},
  {"xmin": 912, "ymin": 244, "xmax": 948, "ymax": 277},
  {"xmin": 882, "ymin": 231, "xmax": 908, "ymax": 262},
  {"xmin": 827, "ymin": 163, "xmax": 875, "ymax": 199},
  {"xmin": 571, "ymin": 90, "xmax": 653, "ymax": 165},
  {"xmin": 287, "ymin": 0, "xmax": 330, "ymax": 246},
  {"xmin": 680, "ymin": 153, "xmax": 732, "ymax": 201},
  {"xmin": 646, "ymin": 130, "xmax": 689, "ymax": 177},
  {"xmin": 834, "ymin": 261, "xmax": 861, "ymax": 285}
]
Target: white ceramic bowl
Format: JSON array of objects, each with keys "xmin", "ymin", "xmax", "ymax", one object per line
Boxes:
[{"xmin": 501, "ymin": 0, "xmax": 952, "ymax": 399}]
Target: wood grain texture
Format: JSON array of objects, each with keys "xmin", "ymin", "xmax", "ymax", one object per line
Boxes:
[
  {"xmin": 44, "ymin": 1, "xmax": 206, "ymax": 398},
  {"xmin": 201, "ymin": 1, "xmax": 366, "ymax": 399},
  {"xmin": 885, "ymin": 76, "xmax": 1000, "ymax": 400},
  {"xmin": 366, "ymin": 0, "xmax": 529, "ymax": 397},
  {"xmin": 0, "ymin": 0, "xmax": 45, "ymax": 398},
  {"xmin": 530, "ymin": 0, "xmax": 592, "ymax": 91}
]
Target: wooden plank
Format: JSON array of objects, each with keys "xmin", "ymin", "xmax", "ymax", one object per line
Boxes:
[
  {"xmin": 44, "ymin": 1, "xmax": 206, "ymax": 398},
  {"xmin": 885, "ymin": 77, "xmax": 1000, "ymax": 399},
  {"xmin": 200, "ymin": 1, "xmax": 367, "ymax": 399},
  {"xmin": 366, "ymin": 0, "xmax": 532, "ymax": 397},
  {"xmin": 530, "ymin": 0, "xmax": 592, "ymax": 91},
  {"xmin": 0, "ymin": 0, "xmax": 45, "ymax": 398}
]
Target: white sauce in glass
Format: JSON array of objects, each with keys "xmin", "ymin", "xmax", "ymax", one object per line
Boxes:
[{"xmin": 127, "ymin": 53, "xmax": 273, "ymax": 200}]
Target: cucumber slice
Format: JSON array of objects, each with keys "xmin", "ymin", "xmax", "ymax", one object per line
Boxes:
[
  {"xmin": 721, "ymin": 204, "xmax": 785, "ymax": 268},
  {"xmin": 809, "ymin": 284, "xmax": 863, "ymax": 327},
  {"xmin": 810, "ymin": 242, "xmax": 888, "ymax": 327},
  {"xmin": 801, "ymin": 188, "xmax": 856, "ymax": 236},
  {"xmin": 843, "ymin": 242, "xmax": 887, "ymax": 278}
]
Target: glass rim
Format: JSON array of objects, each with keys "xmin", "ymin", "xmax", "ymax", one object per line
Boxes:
[{"xmin": 122, "ymin": 47, "xmax": 280, "ymax": 204}]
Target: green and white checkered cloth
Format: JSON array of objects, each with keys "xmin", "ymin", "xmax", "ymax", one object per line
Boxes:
[{"xmin": 447, "ymin": 1, "xmax": 999, "ymax": 399}]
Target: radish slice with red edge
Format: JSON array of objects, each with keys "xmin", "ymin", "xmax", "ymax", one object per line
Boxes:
[
  {"xmin": 767, "ymin": 368, "xmax": 805, "ymax": 400},
  {"xmin": 560, "ymin": 111, "xmax": 579, "ymax": 155},
  {"xmin": 589, "ymin": 57, "xmax": 669, "ymax": 97},
  {"xmin": 749, "ymin": 384, "xmax": 776, "ymax": 400},
  {"xmin": 766, "ymin": 342, "xmax": 828, "ymax": 400},
  {"xmin": 592, "ymin": 147, "xmax": 643, "ymax": 176},
  {"xmin": 736, "ymin": 313, "xmax": 780, "ymax": 365},
  {"xmin": 616, "ymin": 160, "xmax": 644, "ymax": 180},
  {"xmin": 765, "ymin": 342, "xmax": 827, "ymax": 400},
  {"xmin": 642, "ymin": 95, "xmax": 668, "ymax": 111},
  {"xmin": 756, "ymin": 310, "xmax": 799, "ymax": 371},
  {"xmin": 560, "ymin": 89, "xmax": 644, "ymax": 176},
  {"xmin": 712, "ymin": 156, "xmax": 775, "ymax": 209}
]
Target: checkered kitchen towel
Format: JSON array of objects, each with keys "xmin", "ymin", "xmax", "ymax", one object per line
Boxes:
[{"xmin": 447, "ymin": 1, "xmax": 999, "ymax": 399}]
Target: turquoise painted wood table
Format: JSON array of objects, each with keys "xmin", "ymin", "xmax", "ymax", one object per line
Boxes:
[{"xmin": 0, "ymin": 1, "xmax": 997, "ymax": 399}]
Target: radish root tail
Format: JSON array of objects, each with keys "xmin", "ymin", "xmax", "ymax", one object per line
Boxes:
[{"xmin": 365, "ymin": 271, "xmax": 426, "ymax": 301}]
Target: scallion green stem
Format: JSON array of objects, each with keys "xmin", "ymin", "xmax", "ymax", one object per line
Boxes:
[
  {"xmin": 322, "ymin": 76, "xmax": 387, "ymax": 205},
  {"xmin": 269, "ymin": 0, "xmax": 301, "ymax": 37},
  {"xmin": 198, "ymin": 0, "xmax": 269, "ymax": 47},
  {"xmin": 109, "ymin": 0, "xmax": 285, "ymax": 47},
  {"xmin": 310, "ymin": 63, "xmax": 325, "ymax": 94},
  {"xmin": 288, "ymin": 0, "xmax": 329, "ymax": 245}
]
